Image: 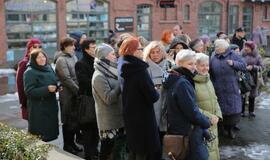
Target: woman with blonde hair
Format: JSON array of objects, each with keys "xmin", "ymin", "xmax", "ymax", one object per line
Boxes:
[{"xmin": 143, "ymin": 41, "xmax": 172, "ymax": 139}]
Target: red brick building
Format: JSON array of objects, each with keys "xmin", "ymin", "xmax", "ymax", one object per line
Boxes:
[{"xmin": 1, "ymin": 0, "xmax": 270, "ymax": 66}]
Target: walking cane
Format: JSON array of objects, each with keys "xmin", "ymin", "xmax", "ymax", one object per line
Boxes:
[{"xmin": 168, "ymin": 152, "xmax": 177, "ymax": 160}]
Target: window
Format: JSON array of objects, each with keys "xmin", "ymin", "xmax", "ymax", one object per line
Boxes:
[
  {"xmin": 7, "ymin": 14, "xmax": 20, "ymax": 21},
  {"xmin": 228, "ymin": 5, "xmax": 239, "ymax": 34},
  {"xmin": 5, "ymin": 0, "xmax": 57, "ymax": 58},
  {"xmin": 66, "ymin": 0, "xmax": 109, "ymax": 43},
  {"xmin": 243, "ymin": 7, "xmax": 253, "ymax": 39},
  {"xmin": 198, "ymin": 2, "xmax": 222, "ymax": 38},
  {"xmin": 184, "ymin": 4, "xmax": 190, "ymax": 21},
  {"xmin": 263, "ymin": 6, "xmax": 268, "ymax": 20},
  {"xmin": 161, "ymin": 6, "xmax": 177, "ymax": 21},
  {"xmin": 137, "ymin": 4, "xmax": 152, "ymax": 40}
]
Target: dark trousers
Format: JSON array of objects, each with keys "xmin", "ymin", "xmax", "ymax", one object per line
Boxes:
[
  {"xmin": 100, "ymin": 138, "xmax": 115, "ymax": 160},
  {"xmin": 128, "ymin": 151, "xmax": 162, "ymax": 160},
  {"xmin": 62, "ymin": 123, "xmax": 76, "ymax": 148},
  {"xmin": 242, "ymin": 97, "xmax": 255, "ymax": 113},
  {"xmin": 81, "ymin": 122, "xmax": 99, "ymax": 160}
]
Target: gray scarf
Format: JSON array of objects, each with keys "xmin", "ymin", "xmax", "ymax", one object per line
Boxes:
[{"xmin": 94, "ymin": 58, "xmax": 118, "ymax": 80}]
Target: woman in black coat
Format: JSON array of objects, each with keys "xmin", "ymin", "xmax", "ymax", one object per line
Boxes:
[
  {"xmin": 75, "ymin": 39, "xmax": 99, "ymax": 160},
  {"xmin": 118, "ymin": 37, "xmax": 161, "ymax": 160}
]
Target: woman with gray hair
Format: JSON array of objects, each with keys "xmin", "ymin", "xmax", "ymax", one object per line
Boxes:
[
  {"xmin": 143, "ymin": 41, "xmax": 172, "ymax": 143},
  {"xmin": 163, "ymin": 49, "xmax": 212, "ymax": 160},
  {"xmin": 210, "ymin": 39, "xmax": 246, "ymax": 139},
  {"xmin": 194, "ymin": 53, "xmax": 222, "ymax": 160}
]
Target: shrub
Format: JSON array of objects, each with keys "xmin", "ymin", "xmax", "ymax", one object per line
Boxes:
[{"xmin": 0, "ymin": 123, "xmax": 52, "ymax": 160}]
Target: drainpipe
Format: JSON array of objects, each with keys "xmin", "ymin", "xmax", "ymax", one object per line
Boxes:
[{"xmin": 226, "ymin": 0, "xmax": 230, "ymax": 34}]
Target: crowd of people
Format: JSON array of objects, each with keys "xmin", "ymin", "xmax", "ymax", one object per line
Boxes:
[{"xmin": 15, "ymin": 25, "xmax": 265, "ymax": 160}]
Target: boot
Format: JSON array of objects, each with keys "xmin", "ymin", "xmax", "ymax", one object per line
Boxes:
[
  {"xmin": 248, "ymin": 97, "xmax": 255, "ymax": 118},
  {"xmin": 228, "ymin": 127, "xmax": 236, "ymax": 139}
]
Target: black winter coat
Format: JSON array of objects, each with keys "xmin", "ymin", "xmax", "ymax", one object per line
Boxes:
[
  {"xmin": 120, "ymin": 55, "xmax": 161, "ymax": 154},
  {"xmin": 75, "ymin": 53, "xmax": 95, "ymax": 96}
]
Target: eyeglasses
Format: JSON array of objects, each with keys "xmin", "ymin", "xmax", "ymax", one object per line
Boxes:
[{"xmin": 33, "ymin": 45, "xmax": 42, "ymax": 49}]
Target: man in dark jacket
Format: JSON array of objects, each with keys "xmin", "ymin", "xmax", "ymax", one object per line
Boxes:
[
  {"xmin": 231, "ymin": 27, "xmax": 247, "ymax": 50},
  {"xmin": 75, "ymin": 38, "xmax": 98, "ymax": 160}
]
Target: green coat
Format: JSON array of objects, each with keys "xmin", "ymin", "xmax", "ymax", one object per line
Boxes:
[
  {"xmin": 193, "ymin": 74, "xmax": 222, "ymax": 160},
  {"xmin": 23, "ymin": 60, "xmax": 59, "ymax": 141}
]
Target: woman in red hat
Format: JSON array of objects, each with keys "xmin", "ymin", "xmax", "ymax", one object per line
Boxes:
[{"xmin": 16, "ymin": 38, "xmax": 42, "ymax": 120}]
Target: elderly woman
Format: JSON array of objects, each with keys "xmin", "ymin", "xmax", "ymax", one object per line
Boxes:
[
  {"xmin": 92, "ymin": 43, "xmax": 125, "ymax": 160},
  {"xmin": 143, "ymin": 41, "xmax": 172, "ymax": 131},
  {"xmin": 163, "ymin": 49, "xmax": 213, "ymax": 160},
  {"xmin": 55, "ymin": 37, "xmax": 81, "ymax": 154},
  {"xmin": 194, "ymin": 53, "xmax": 222, "ymax": 160},
  {"xmin": 16, "ymin": 38, "xmax": 42, "ymax": 120},
  {"xmin": 241, "ymin": 41, "xmax": 264, "ymax": 117},
  {"xmin": 210, "ymin": 39, "xmax": 246, "ymax": 139},
  {"xmin": 118, "ymin": 37, "xmax": 161, "ymax": 160},
  {"xmin": 23, "ymin": 50, "xmax": 59, "ymax": 142}
]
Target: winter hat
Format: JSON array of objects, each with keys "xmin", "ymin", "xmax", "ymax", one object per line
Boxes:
[
  {"xmin": 236, "ymin": 27, "xmax": 245, "ymax": 32},
  {"xmin": 189, "ymin": 38, "xmax": 204, "ymax": 51},
  {"xmin": 244, "ymin": 41, "xmax": 256, "ymax": 50},
  {"xmin": 95, "ymin": 43, "xmax": 114, "ymax": 59},
  {"xmin": 230, "ymin": 44, "xmax": 240, "ymax": 51},
  {"xmin": 200, "ymin": 35, "xmax": 210, "ymax": 44},
  {"xmin": 169, "ymin": 36, "xmax": 189, "ymax": 50}
]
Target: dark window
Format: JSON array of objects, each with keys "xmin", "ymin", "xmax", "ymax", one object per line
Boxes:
[
  {"xmin": 7, "ymin": 14, "xmax": 20, "ymax": 21},
  {"xmin": 184, "ymin": 4, "xmax": 190, "ymax": 21},
  {"xmin": 198, "ymin": 2, "xmax": 222, "ymax": 38},
  {"xmin": 137, "ymin": 4, "xmax": 152, "ymax": 40},
  {"xmin": 228, "ymin": 5, "xmax": 239, "ymax": 34},
  {"xmin": 263, "ymin": 6, "xmax": 268, "ymax": 20},
  {"xmin": 243, "ymin": 7, "xmax": 253, "ymax": 39},
  {"xmin": 42, "ymin": 14, "xmax": 47, "ymax": 21}
]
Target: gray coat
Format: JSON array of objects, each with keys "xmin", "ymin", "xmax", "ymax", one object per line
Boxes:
[
  {"xmin": 210, "ymin": 49, "xmax": 246, "ymax": 115},
  {"xmin": 241, "ymin": 49, "xmax": 264, "ymax": 98},
  {"xmin": 92, "ymin": 69, "xmax": 124, "ymax": 132},
  {"xmin": 55, "ymin": 51, "xmax": 79, "ymax": 124},
  {"xmin": 146, "ymin": 59, "xmax": 170, "ymax": 131}
]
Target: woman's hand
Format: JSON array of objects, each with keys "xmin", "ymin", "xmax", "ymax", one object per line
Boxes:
[
  {"xmin": 210, "ymin": 115, "xmax": 219, "ymax": 125},
  {"xmin": 247, "ymin": 65, "xmax": 253, "ymax": 71},
  {"xmin": 227, "ymin": 60, "xmax": 233, "ymax": 66},
  {"xmin": 48, "ymin": 85, "xmax": 57, "ymax": 93}
]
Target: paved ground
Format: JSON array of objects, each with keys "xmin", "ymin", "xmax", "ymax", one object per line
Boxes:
[{"xmin": 1, "ymin": 79, "xmax": 270, "ymax": 159}]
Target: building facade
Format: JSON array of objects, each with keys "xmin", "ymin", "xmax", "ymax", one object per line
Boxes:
[{"xmin": 1, "ymin": 0, "xmax": 270, "ymax": 66}]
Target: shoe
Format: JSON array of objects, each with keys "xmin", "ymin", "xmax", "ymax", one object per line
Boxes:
[
  {"xmin": 63, "ymin": 145, "xmax": 79, "ymax": 155},
  {"xmin": 249, "ymin": 112, "xmax": 256, "ymax": 117},
  {"xmin": 228, "ymin": 129, "xmax": 236, "ymax": 139},
  {"xmin": 71, "ymin": 143, "xmax": 83, "ymax": 152},
  {"xmin": 233, "ymin": 126, "xmax": 240, "ymax": 131},
  {"xmin": 241, "ymin": 113, "xmax": 247, "ymax": 117}
]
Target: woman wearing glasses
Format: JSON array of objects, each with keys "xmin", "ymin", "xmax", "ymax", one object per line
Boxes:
[
  {"xmin": 23, "ymin": 50, "xmax": 59, "ymax": 142},
  {"xmin": 118, "ymin": 37, "xmax": 161, "ymax": 160}
]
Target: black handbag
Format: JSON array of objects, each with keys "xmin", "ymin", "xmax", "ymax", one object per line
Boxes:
[
  {"xmin": 236, "ymin": 71, "xmax": 255, "ymax": 94},
  {"xmin": 77, "ymin": 95, "xmax": 96, "ymax": 124}
]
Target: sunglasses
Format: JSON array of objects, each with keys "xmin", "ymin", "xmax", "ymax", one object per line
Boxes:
[
  {"xmin": 137, "ymin": 48, "xmax": 144, "ymax": 51},
  {"xmin": 33, "ymin": 45, "xmax": 42, "ymax": 49}
]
